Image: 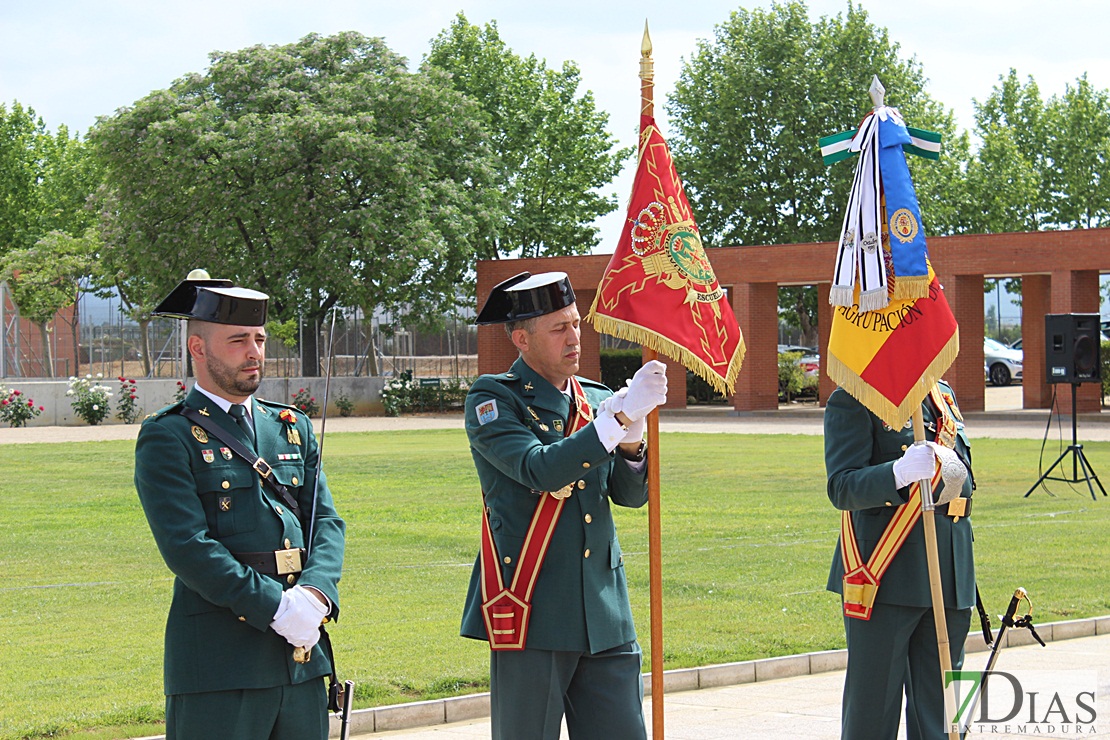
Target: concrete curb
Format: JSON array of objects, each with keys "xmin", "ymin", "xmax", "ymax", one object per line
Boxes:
[{"xmin": 315, "ymin": 615, "xmax": 1110, "ymax": 737}]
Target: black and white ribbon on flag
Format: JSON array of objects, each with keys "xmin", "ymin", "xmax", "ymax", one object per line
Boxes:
[{"xmin": 830, "ymin": 112, "xmax": 886, "ymax": 312}]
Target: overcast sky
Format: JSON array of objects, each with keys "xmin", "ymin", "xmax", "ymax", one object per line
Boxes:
[{"xmin": 5, "ymin": 0, "xmax": 1108, "ymax": 320}]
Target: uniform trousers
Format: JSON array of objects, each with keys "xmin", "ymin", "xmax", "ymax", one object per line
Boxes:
[
  {"xmin": 489, "ymin": 640, "xmax": 646, "ymax": 740},
  {"xmin": 165, "ymin": 677, "xmax": 328, "ymax": 740},
  {"xmin": 842, "ymin": 603, "xmax": 972, "ymax": 740}
]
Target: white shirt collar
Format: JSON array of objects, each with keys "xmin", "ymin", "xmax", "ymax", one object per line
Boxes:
[{"xmin": 193, "ymin": 383, "xmax": 254, "ymax": 420}]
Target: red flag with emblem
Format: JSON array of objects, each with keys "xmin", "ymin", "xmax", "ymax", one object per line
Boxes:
[{"xmin": 586, "ymin": 115, "xmax": 744, "ymax": 396}]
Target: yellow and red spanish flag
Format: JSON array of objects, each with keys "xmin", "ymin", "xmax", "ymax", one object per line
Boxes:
[
  {"xmin": 826, "ymin": 262, "xmax": 958, "ymax": 428},
  {"xmin": 823, "ymin": 77, "xmax": 958, "ymax": 429},
  {"xmin": 587, "ymin": 115, "xmax": 744, "ymax": 396}
]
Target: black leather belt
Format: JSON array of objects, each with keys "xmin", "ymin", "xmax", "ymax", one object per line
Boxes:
[
  {"xmin": 233, "ymin": 548, "xmax": 306, "ymax": 575},
  {"xmin": 938, "ymin": 498, "xmax": 972, "ymax": 520}
]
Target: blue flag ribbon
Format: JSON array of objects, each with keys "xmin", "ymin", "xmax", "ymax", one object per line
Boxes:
[{"xmin": 877, "ymin": 114, "xmax": 928, "ymax": 283}]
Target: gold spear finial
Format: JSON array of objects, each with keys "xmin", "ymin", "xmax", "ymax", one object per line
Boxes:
[{"xmin": 640, "ymin": 19, "xmax": 653, "ymax": 81}]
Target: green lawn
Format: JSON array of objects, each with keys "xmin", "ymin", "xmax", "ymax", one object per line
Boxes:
[{"xmin": 2, "ymin": 429, "xmax": 1108, "ymax": 739}]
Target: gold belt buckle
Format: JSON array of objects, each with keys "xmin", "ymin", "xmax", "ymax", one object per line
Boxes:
[
  {"xmin": 549, "ymin": 484, "xmax": 573, "ymax": 500},
  {"xmin": 947, "ymin": 498, "xmax": 967, "ymax": 522},
  {"xmin": 275, "ymin": 548, "xmax": 303, "ymax": 575}
]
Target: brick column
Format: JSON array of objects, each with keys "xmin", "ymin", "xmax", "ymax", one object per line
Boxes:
[
  {"xmin": 577, "ymin": 289, "xmax": 602, "ymax": 384},
  {"xmin": 1050, "ymin": 269, "xmax": 1102, "ymax": 413},
  {"xmin": 733, "ymin": 282, "xmax": 779, "ymax": 411},
  {"xmin": 477, "ymin": 325, "xmax": 518, "ymax": 376},
  {"xmin": 816, "ymin": 283, "xmax": 834, "ymax": 406},
  {"xmin": 944, "ymin": 272, "xmax": 985, "ymax": 412},
  {"xmin": 1022, "ymin": 274, "xmax": 1052, "ymax": 409}
]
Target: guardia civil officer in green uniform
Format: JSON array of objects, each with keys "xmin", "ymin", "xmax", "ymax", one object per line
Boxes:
[
  {"xmin": 461, "ymin": 272, "xmax": 668, "ymax": 740},
  {"xmin": 135, "ymin": 276, "xmax": 345, "ymax": 740},
  {"xmin": 825, "ymin": 380, "xmax": 976, "ymax": 740}
]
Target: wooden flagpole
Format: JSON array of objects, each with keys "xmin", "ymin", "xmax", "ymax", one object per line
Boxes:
[
  {"xmin": 639, "ymin": 20, "xmax": 666, "ymax": 739},
  {"xmin": 912, "ymin": 408, "xmax": 958, "ymax": 740}
]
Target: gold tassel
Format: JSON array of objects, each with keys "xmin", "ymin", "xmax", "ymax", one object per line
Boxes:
[{"xmin": 892, "ymin": 275, "xmax": 931, "ymax": 301}]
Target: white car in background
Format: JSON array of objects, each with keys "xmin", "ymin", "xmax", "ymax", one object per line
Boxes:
[{"xmin": 985, "ymin": 337, "xmax": 1023, "ymax": 386}]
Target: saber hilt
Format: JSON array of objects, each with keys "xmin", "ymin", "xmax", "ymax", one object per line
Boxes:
[
  {"xmin": 964, "ymin": 587, "xmax": 1041, "ymax": 731},
  {"xmin": 1000, "ymin": 587, "xmax": 1025, "ymax": 627},
  {"xmin": 997, "ymin": 587, "xmax": 1042, "ymax": 644}
]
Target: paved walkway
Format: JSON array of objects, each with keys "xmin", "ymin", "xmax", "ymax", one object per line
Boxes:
[
  {"xmin": 6, "ymin": 384, "xmax": 1110, "ymax": 444},
  {"xmin": 348, "ymin": 623, "xmax": 1109, "ymax": 739}
]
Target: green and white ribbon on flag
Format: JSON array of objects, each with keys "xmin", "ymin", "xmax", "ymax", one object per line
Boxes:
[
  {"xmin": 820, "ymin": 75, "xmax": 944, "ymax": 312},
  {"xmin": 820, "ymin": 125, "xmax": 941, "ymax": 166},
  {"xmin": 905, "ymin": 127, "xmax": 942, "ymax": 160},
  {"xmin": 820, "ymin": 129, "xmax": 856, "ymax": 166}
]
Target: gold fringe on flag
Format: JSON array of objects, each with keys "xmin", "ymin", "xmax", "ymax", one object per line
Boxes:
[
  {"xmin": 892, "ymin": 275, "xmax": 932, "ymax": 302},
  {"xmin": 825, "ymin": 329, "xmax": 959, "ymax": 430},
  {"xmin": 588, "ymin": 310, "xmax": 745, "ymax": 399}
]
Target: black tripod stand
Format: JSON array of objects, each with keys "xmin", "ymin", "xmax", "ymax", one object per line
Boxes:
[{"xmin": 1024, "ymin": 383, "xmax": 1107, "ymax": 500}]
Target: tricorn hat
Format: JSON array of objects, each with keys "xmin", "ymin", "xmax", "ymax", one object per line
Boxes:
[
  {"xmin": 475, "ymin": 272, "xmax": 576, "ymax": 325},
  {"xmin": 153, "ymin": 274, "xmax": 269, "ymax": 326}
]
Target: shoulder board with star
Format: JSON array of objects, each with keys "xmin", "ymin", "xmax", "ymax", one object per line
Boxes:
[
  {"xmin": 257, "ymin": 397, "xmax": 299, "ymax": 413},
  {"xmin": 142, "ymin": 400, "xmax": 185, "ymax": 424},
  {"xmin": 483, "ymin": 371, "xmax": 522, "ymax": 386}
]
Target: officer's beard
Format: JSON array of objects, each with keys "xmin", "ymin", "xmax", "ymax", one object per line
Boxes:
[{"xmin": 206, "ymin": 355, "xmax": 263, "ymax": 397}]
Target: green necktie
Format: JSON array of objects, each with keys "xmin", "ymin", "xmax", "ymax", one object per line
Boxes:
[{"xmin": 228, "ymin": 403, "xmax": 256, "ymax": 448}]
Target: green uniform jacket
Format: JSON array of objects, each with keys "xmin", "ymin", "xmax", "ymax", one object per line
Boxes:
[
  {"xmin": 825, "ymin": 383, "xmax": 976, "ymax": 609},
  {"xmin": 460, "ymin": 357, "xmax": 649, "ymax": 654},
  {"xmin": 135, "ymin": 388, "xmax": 345, "ymax": 695}
]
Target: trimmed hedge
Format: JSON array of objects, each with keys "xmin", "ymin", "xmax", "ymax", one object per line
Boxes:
[{"xmin": 599, "ymin": 348, "xmax": 643, "ymax": 391}]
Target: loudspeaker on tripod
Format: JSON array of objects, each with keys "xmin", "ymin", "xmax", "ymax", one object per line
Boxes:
[{"xmin": 1045, "ymin": 313, "xmax": 1101, "ymax": 385}]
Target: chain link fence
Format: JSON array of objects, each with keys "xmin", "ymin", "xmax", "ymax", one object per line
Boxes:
[{"xmin": 2, "ymin": 287, "xmax": 478, "ymax": 381}]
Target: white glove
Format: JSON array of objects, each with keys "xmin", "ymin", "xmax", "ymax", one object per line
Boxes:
[
  {"xmin": 596, "ymin": 390, "xmax": 625, "ymax": 418},
  {"xmin": 892, "ymin": 444, "xmax": 936, "ymax": 489},
  {"xmin": 271, "ymin": 585, "xmax": 328, "ymax": 649},
  {"xmin": 619, "ymin": 360, "xmax": 668, "ymax": 422},
  {"xmin": 598, "ymin": 389, "xmax": 646, "ymax": 444},
  {"xmin": 621, "ymin": 415, "xmax": 646, "ymax": 444}
]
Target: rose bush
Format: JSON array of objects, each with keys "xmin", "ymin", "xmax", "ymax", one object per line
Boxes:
[
  {"xmin": 0, "ymin": 386, "xmax": 44, "ymax": 428},
  {"xmin": 67, "ymin": 374, "xmax": 113, "ymax": 425}
]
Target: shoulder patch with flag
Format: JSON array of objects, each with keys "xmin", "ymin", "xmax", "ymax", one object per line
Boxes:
[{"xmin": 476, "ymin": 399, "xmax": 498, "ymax": 426}]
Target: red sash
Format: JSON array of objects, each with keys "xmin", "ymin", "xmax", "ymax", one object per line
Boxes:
[
  {"xmin": 841, "ymin": 385, "xmax": 959, "ymax": 620},
  {"xmin": 478, "ymin": 377, "xmax": 593, "ymax": 650}
]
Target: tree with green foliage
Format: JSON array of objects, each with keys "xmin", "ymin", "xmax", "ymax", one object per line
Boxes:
[
  {"xmin": 424, "ymin": 13, "xmax": 630, "ymax": 259},
  {"xmin": 969, "ymin": 70, "xmax": 1110, "ymax": 233},
  {"xmin": 968, "ymin": 70, "xmax": 1110, "ymax": 304},
  {"xmin": 1, "ymin": 230, "xmax": 94, "ymax": 376},
  {"xmin": 0, "ymin": 102, "xmax": 43, "ymax": 256},
  {"xmin": 966, "ymin": 125, "xmax": 1041, "ymax": 234},
  {"xmin": 1043, "ymin": 75, "xmax": 1110, "ymax": 229},
  {"xmin": 0, "ymin": 103, "xmax": 101, "ymax": 377},
  {"xmin": 90, "ymin": 32, "xmax": 501, "ymax": 374},
  {"xmin": 968, "ymin": 70, "xmax": 1049, "ymax": 234},
  {"xmin": 0, "ymin": 103, "xmax": 100, "ymax": 257},
  {"xmin": 666, "ymin": 1, "xmax": 967, "ymax": 343}
]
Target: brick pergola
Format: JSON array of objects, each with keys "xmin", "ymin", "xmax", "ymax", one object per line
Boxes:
[{"xmin": 477, "ymin": 229, "xmax": 1110, "ymax": 414}]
